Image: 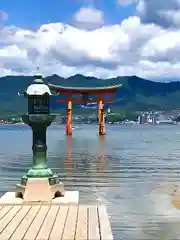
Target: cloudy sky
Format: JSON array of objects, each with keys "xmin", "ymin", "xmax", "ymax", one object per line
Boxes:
[{"xmin": 0, "ymin": 0, "xmax": 180, "ymax": 80}]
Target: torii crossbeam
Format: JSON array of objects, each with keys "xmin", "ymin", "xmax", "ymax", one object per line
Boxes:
[{"xmin": 48, "ymin": 83, "xmax": 122, "ymax": 135}]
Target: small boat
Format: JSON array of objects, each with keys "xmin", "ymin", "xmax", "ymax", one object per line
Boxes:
[{"xmin": 156, "ymin": 120, "xmax": 177, "ymax": 125}]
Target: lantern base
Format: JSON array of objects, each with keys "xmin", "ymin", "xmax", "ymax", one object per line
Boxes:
[
  {"xmin": 16, "ymin": 177, "xmax": 64, "ymax": 202},
  {"xmin": 20, "ymin": 169, "xmax": 60, "ymax": 186},
  {"xmin": 26, "ymin": 167, "xmax": 53, "ymax": 178}
]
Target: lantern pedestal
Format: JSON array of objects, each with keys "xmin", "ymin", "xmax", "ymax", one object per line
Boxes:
[
  {"xmin": 15, "ymin": 113, "xmax": 64, "ymax": 202},
  {"xmin": 16, "ymin": 178, "xmax": 64, "ymax": 202}
]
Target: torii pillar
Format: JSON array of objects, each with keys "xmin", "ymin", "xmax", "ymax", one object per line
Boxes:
[
  {"xmin": 98, "ymin": 100, "xmax": 106, "ymax": 135},
  {"xmin": 66, "ymin": 100, "xmax": 72, "ymax": 135}
]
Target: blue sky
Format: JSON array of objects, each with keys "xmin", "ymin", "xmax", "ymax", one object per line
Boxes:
[
  {"xmin": 0, "ymin": 0, "xmax": 136, "ymax": 28},
  {"xmin": 0, "ymin": 0, "xmax": 180, "ymax": 80}
]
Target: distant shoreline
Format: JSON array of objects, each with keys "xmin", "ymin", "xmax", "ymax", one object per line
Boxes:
[{"xmin": 0, "ymin": 123, "xmax": 26, "ymax": 126}]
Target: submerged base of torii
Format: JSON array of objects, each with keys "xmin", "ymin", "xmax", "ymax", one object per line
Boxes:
[{"xmin": 48, "ymin": 83, "xmax": 122, "ymax": 135}]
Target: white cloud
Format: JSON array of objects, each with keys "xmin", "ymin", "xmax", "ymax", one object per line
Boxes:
[
  {"xmin": 118, "ymin": 0, "xmax": 180, "ymax": 28},
  {"xmin": 137, "ymin": 0, "xmax": 180, "ymax": 28},
  {"xmin": 73, "ymin": 7, "xmax": 104, "ymax": 30},
  {"xmin": 1, "ymin": 6, "xmax": 180, "ymax": 79}
]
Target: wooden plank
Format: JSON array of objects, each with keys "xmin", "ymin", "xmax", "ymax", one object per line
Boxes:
[
  {"xmin": 0, "ymin": 205, "xmax": 13, "ymax": 220},
  {"xmin": 75, "ymin": 205, "xmax": 87, "ymax": 240},
  {"xmin": 0, "ymin": 205, "xmax": 21, "ymax": 234},
  {"xmin": 0, "ymin": 205, "xmax": 31, "ymax": 240},
  {"xmin": 49, "ymin": 205, "xmax": 68, "ymax": 240},
  {"xmin": 0, "ymin": 204, "xmax": 113, "ymax": 240},
  {"xmin": 36, "ymin": 205, "xmax": 59, "ymax": 240},
  {"xmin": 23, "ymin": 205, "xmax": 50, "ymax": 240},
  {"xmin": 88, "ymin": 205, "xmax": 100, "ymax": 240},
  {"xmin": 98, "ymin": 205, "xmax": 113, "ymax": 240},
  {"xmin": 62, "ymin": 205, "xmax": 78, "ymax": 240},
  {"xmin": 10, "ymin": 205, "xmax": 41, "ymax": 240}
]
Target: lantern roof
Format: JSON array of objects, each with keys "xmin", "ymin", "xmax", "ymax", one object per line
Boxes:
[
  {"xmin": 26, "ymin": 70, "xmax": 52, "ymax": 96},
  {"xmin": 33, "ymin": 71, "xmax": 44, "ymax": 84}
]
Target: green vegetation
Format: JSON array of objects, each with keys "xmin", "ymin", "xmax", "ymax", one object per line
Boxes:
[
  {"xmin": 1, "ymin": 74, "xmax": 180, "ymax": 118},
  {"xmin": 107, "ymin": 110, "xmax": 138, "ymax": 122}
]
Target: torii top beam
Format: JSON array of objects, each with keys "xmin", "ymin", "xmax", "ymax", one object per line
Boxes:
[{"xmin": 48, "ymin": 83, "xmax": 122, "ymax": 94}]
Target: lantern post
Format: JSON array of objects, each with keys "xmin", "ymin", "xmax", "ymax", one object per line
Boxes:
[{"xmin": 16, "ymin": 72, "xmax": 64, "ymax": 201}]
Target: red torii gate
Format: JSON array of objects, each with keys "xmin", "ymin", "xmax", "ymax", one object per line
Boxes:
[{"xmin": 48, "ymin": 84, "xmax": 122, "ymax": 135}]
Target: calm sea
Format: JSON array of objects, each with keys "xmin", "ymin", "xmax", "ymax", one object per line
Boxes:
[{"xmin": 1, "ymin": 124, "xmax": 180, "ymax": 239}]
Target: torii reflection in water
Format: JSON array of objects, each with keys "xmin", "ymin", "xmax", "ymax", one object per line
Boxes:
[
  {"xmin": 97, "ymin": 135, "xmax": 105, "ymax": 175},
  {"xmin": 65, "ymin": 135, "xmax": 73, "ymax": 176},
  {"xmin": 65, "ymin": 134, "xmax": 105, "ymax": 175}
]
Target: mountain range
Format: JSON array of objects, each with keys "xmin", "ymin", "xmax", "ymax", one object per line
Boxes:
[{"xmin": 1, "ymin": 74, "xmax": 180, "ymax": 118}]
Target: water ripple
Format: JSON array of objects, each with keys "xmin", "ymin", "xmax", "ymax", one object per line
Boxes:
[{"xmin": 1, "ymin": 124, "xmax": 180, "ymax": 239}]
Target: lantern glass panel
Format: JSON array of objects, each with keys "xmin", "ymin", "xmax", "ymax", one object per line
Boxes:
[{"xmin": 28, "ymin": 96, "xmax": 50, "ymax": 114}]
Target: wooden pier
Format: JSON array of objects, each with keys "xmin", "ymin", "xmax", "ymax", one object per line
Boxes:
[{"xmin": 0, "ymin": 203, "xmax": 113, "ymax": 240}]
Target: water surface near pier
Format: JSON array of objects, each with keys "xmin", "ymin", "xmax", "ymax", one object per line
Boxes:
[{"xmin": 0, "ymin": 124, "xmax": 180, "ymax": 239}]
